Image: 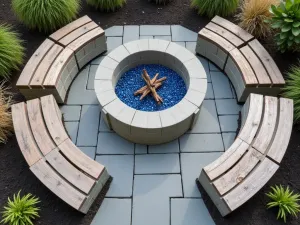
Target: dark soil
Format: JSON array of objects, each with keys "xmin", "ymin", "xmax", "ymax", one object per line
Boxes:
[{"xmin": 0, "ymin": 0, "xmax": 300, "ymax": 225}]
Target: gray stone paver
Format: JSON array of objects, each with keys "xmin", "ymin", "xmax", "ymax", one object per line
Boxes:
[
  {"xmin": 140, "ymin": 25, "xmax": 171, "ymax": 36},
  {"xmin": 181, "ymin": 153, "xmax": 222, "ymax": 197},
  {"xmin": 97, "ymin": 133, "xmax": 134, "ymax": 154},
  {"xmin": 139, "ymin": 35, "xmax": 153, "ymax": 39},
  {"xmin": 60, "ymin": 105, "xmax": 81, "ymax": 121},
  {"xmin": 174, "ymin": 41, "xmax": 185, "ymax": 47},
  {"xmin": 91, "ymin": 199, "xmax": 131, "ymax": 225},
  {"xmin": 77, "ymin": 105, "xmax": 100, "ymax": 146},
  {"xmin": 62, "ymin": 25, "xmax": 246, "ymax": 225},
  {"xmin": 135, "ymin": 154, "xmax": 180, "ymax": 174},
  {"xmin": 96, "ymin": 155, "xmax": 134, "ymax": 197},
  {"xmin": 171, "ymin": 198, "xmax": 215, "ymax": 225}
]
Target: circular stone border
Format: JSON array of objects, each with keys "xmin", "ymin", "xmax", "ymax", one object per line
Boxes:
[{"xmin": 94, "ymin": 39, "xmax": 207, "ymax": 145}]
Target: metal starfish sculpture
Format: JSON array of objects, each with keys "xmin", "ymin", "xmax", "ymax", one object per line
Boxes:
[{"xmin": 134, "ymin": 69, "xmax": 167, "ymax": 104}]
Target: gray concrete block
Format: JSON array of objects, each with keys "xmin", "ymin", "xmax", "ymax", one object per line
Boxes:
[
  {"xmin": 211, "ymin": 72, "xmax": 233, "ymax": 99},
  {"xmin": 97, "ymin": 133, "xmax": 134, "ymax": 154},
  {"xmin": 180, "ymin": 134, "xmax": 224, "ymax": 152},
  {"xmin": 79, "ymin": 147, "xmax": 96, "ymax": 159},
  {"xmin": 60, "ymin": 105, "xmax": 81, "ymax": 121},
  {"xmin": 64, "ymin": 121, "xmax": 79, "ymax": 143},
  {"xmin": 123, "ymin": 25, "xmax": 139, "ymax": 43},
  {"xmin": 222, "ymin": 132, "xmax": 236, "ymax": 151},
  {"xmin": 140, "ymin": 25, "xmax": 171, "ymax": 36},
  {"xmin": 171, "ymin": 25, "xmax": 197, "ymax": 41},
  {"xmin": 148, "ymin": 139, "xmax": 179, "ymax": 153},
  {"xmin": 105, "ymin": 26, "xmax": 124, "ymax": 36},
  {"xmin": 219, "ymin": 115, "xmax": 239, "ymax": 132},
  {"xmin": 215, "ymin": 99, "xmax": 241, "ymax": 115}
]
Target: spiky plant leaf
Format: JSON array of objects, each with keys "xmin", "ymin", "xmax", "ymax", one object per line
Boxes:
[
  {"xmin": 86, "ymin": 0, "xmax": 126, "ymax": 11},
  {"xmin": 12, "ymin": 0, "xmax": 80, "ymax": 33}
]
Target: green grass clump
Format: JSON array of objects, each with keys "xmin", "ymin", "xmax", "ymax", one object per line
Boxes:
[
  {"xmin": 12, "ymin": 0, "xmax": 80, "ymax": 33},
  {"xmin": 0, "ymin": 25, "xmax": 24, "ymax": 79},
  {"xmin": 1, "ymin": 191, "xmax": 40, "ymax": 225},
  {"xmin": 191, "ymin": 0, "xmax": 239, "ymax": 18},
  {"xmin": 266, "ymin": 185, "xmax": 300, "ymax": 223},
  {"xmin": 283, "ymin": 63, "xmax": 300, "ymax": 121},
  {"xmin": 87, "ymin": 0, "xmax": 126, "ymax": 11},
  {"xmin": 148, "ymin": 0, "xmax": 172, "ymax": 5}
]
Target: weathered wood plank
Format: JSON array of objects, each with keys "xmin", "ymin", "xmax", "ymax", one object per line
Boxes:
[
  {"xmin": 205, "ymin": 22, "xmax": 244, "ymax": 47},
  {"xmin": 248, "ymin": 39, "xmax": 285, "ymax": 86},
  {"xmin": 267, "ymin": 98, "xmax": 293, "ymax": 164},
  {"xmin": 223, "ymin": 158, "xmax": 279, "ymax": 212},
  {"xmin": 204, "ymin": 138, "xmax": 249, "ymax": 181},
  {"xmin": 45, "ymin": 149, "xmax": 95, "ymax": 194},
  {"xmin": 58, "ymin": 138, "xmax": 105, "ymax": 180},
  {"xmin": 49, "ymin": 16, "xmax": 92, "ymax": 41},
  {"xmin": 240, "ymin": 46, "xmax": 271, "ymax": 86},
  {"xmin": 30, "ymin": 159, "xmax": 86, "ymax": 210},
  {"xmin": 26, "ymin": 98, "xmax": 56, "ymax": 156},
  {"xmin": 11, "ymin": 103, "xmax": 42, "ymax": 166},
  {"xmin": 252, "ymin": 96, "xmax": 278, "ymax": 154},
  {"xmin": 213, "ymin": 148, "xmax": 263, "ymax": 195},
  {"xmin": 40, "ymin": 95, "xmax": 69, "ymax": 145},
  {"xmin": 16, "ymin": 39, "xmax": 54, "ymax": 88},
  {"xmin": 211, "ymin": 16, "xmax": 254, "ymax": 42},
  {"xmin": 238, "ymin": 94, "xmax": 264, "ymax": 145}
]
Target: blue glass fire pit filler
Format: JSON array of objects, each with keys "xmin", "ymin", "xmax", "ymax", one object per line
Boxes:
[{"xmin": 115, "ymin": 64, "xmax": 187, "ymax": 112}]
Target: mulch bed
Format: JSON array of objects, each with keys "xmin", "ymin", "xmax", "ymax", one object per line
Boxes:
[{"xmin": 0, "ymin": 0, "xmax": 300, "ymax": 224}]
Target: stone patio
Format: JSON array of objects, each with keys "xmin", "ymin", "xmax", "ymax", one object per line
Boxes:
[{"xmin": 60, "ymin": 25, "xmax": 241, "ymax": 225}]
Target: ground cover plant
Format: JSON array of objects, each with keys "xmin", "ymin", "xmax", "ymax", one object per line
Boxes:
[
  {"xmin": 267, "ymin": 0, "xmax": 300, "ymax": 52},
  {"xmin": 86, "ymin": 0, "xmax": 126, "ymax": 11},
  {"xmin": 0, "ymin": 83, "xmax": 14, "ymax": 144},
  {"xmin": 1, "ymin": 191, "xmax": 40, "ymax": 225},
  {"xmin": 191, "ymin": 0, "xmax": 239, "ymax": 18},
  {"xmin": 237, "ymin": 0, "xmax": 279, "ymax": 38},
  {"xmin": 266, "ymin": 185, "xmax": 300, "ymax": 222},
  {"xmin": 0, "ymin": 25, "xmax": 24, "ymax": 79},
  {"xmin": 12, "ymin": 0, "xmax": 80, "ymax": 33}
]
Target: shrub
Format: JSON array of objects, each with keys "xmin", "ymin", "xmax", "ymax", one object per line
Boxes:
[
  {"xmin": 0, "ymin": 25, "xmax": 24, "ymax": 80},
  {"xmin": 283, "ymin": 63, "xmax": 300, "ymax": 121},
  {"xmin": 1, "ymin": 191, "xmax": 40, "ymax": 225},
  {"xmin": 12, "ymin": 0, "xmax": 80, "ymax": 33},
  {"xmin": 191, "ymin": 0, "xmax": 239, "ymax": 18},
  {"xmin": 236, "ymin": 0, "xmax": 279, "ymax": 38},
  {"xmin": 266, "ymin": 185, "xmax": 300, "ymax": 223},
  {"xmin": 86, "ymin": 0, "xmax": 126, "ymax": 11},
  {"xmin": 0, "ymin": 83, "xmax": 14, "ymax": 144},
  {"xmin": 267, "ymin": 0, "xmax": 300, "ymax": 53},
  {"xmin": 148, "ymin": 0, "xmax": 172, "ymax": 5}
]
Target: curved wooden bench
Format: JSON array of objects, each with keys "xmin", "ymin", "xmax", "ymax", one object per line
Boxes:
[
  {"xmin": 196, "ymin": 16, "xmax": 285, "ymax": 102},
  {"xmin": 11, "ymin": 95, "xmax": 110, "ymax": 213},
  {"xmin": 198, "ymin": 93, "xmax": 293, "ymax": 216},
  {"xmin": 16, "ymin": 16, "xmax": 107, "ymax": 103}
]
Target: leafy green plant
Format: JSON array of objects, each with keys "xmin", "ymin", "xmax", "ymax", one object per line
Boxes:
[
  {"xmin": 266, "ymin": 185, "xmax": 300, "ymax": 223},
  {"xmin": 191, "ymin": 0, "xmax": 239, "ymax": 18},
  {"xmin": 148, "ymin": 0, "xmax": 172, "ymax": 5},
  {"xmin": 267, "ymin": 0, "xmax": 300, "ymax": 52},
  {"xmin": 283, "ymin": 63, "xmax": 300, "ymax": 121},
  {"xmin": 1, "ymin": 191, "xmax": 40, "ymax": 225},
  {"xmin": 0, "ymin": 24, "xmax": 24, "ymax": 79},
  {"xmin": 12, "ymin": 0, "xmax": 80, "ymax": 33},
  {"xmin": 86, "ymin": 0, "xmax": 126, "ymax": 11}
]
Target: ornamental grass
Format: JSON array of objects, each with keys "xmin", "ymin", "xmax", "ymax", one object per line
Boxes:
[
  {"xmin": 86, "ymin": 0, "xmax": 126, "ymax": 11},
  {"xmin": 0, "ymin": 83, "xmax": 13, "ymax": 144}
]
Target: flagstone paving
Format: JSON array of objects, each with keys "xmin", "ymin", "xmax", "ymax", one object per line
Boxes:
[{"xmin": 61, "ymin": 25, "xmax": 241, "ymax": 225}]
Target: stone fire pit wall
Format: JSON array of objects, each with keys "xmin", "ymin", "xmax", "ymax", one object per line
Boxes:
[{"xmin": 95, "ymin": 39, "xmax": 207, "ymax": 145}]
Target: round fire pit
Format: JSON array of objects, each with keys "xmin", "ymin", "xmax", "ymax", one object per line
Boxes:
[{"xmin": 95, "ymin": 39, "xmax": 207, "ymax": 145}]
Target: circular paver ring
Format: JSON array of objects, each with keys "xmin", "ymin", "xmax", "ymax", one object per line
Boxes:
[{"xmin": 94, "ymin": 39, "xmax": 208, "ymax": 145}]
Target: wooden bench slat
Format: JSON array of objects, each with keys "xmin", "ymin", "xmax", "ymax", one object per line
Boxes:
[
  {"xmin": 16, "ymin": 39, "xmax": 55, "ymax": 88},
  {"xmin": 30, "ymin": 159, "xmax": 86, "ymax": 210},
  {"xmin": 30, "ymin": 44, "xmax": 64, "ymax": 88},
  {"xmin": 198, "ymin": 28, "xmax": 235, "ymax": 53},
  {"xmin": 43, "ymin": 48, "xmax": 74, "ymax": 87},
  {"xmin": 267, "ymin": 98, "xmax": 293, "ymax": 163},
  {"xmin": 252, "ymin": 96, "xmax": 278, "ymax": 154},
  {"xmin": 50, "ymin": 16, "xmax": 92, "ymax": 41},
  {"xmin": 240, "ymin": 46, "xmax": 271, "ymax": 86},
  {"xmin": 12, "ymin": 103, "xmax": 42, "ymax": 166},
  {"xmin": 248, "ymin": 39, "xmax": 285, "ymax": 86},
  {"xmin": 213, "ymin": 147, "xmax": 263, "ymax": 196},
  {"xmin": 238, "ymin": 94, "xmax": 263, "ymax": 144},
  {"xmin": 229, "ymin": 48, "xmax": 258, "ymax": 86},
  {"xmin": 58, "ymin": 139, "xmax": 105, "ymax": 180},
  {"xmin": 40, "ymin": 95, "xmax": 69, "ymax": 145},
  {"xmin": 223, "ymin": 158, "xmax": 279, "ymax": 211},
  {"xmin": 27, "ymin": 99, "xmax": 56, "ymax": 156},
  {"xmin": 204, "ymin": 138, "xmax": 249, "ymax": 181},
  {"xmin": 205, "ymin": 22, "xmax": 244, "ymax": 47},
  {"xmin": 45, "ymin": 149, "xmax": 95, "ymax": 194},
  {"xmin": 59, "ymin": 21, "xmax": 98, "ymax": 46},
  {"xmin": 212, "ymin": 16, "xmax": 254, "ymax": 42}
]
